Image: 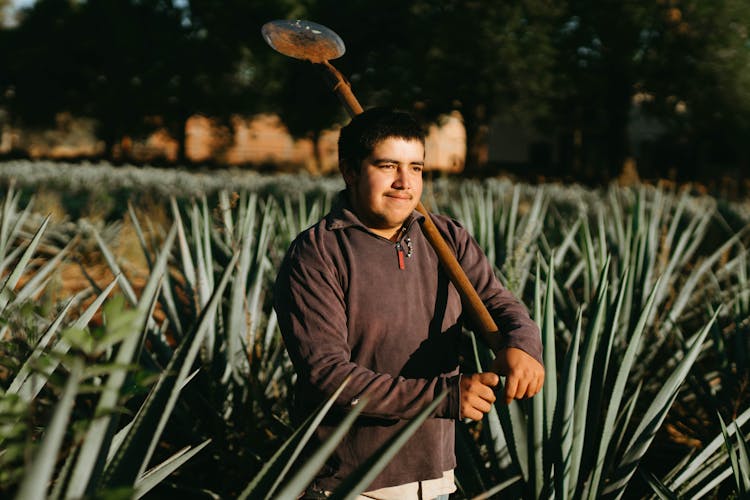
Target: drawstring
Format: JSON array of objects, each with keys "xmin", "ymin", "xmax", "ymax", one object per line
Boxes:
[{"xmin": 395, "ymin": 231, "xmax": 413, "ymax": 270}]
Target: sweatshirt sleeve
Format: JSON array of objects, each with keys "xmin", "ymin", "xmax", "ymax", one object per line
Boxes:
[
  {"xmin": 438, "ymin": 216, "xmax": 543, "ymax": 365},
  {"xmin": 274, "ymin": 238, "xmax": 461, "ymax": 421}
]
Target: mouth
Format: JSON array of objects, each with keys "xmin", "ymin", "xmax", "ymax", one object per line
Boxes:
[{"xmin": 385, "ymin": 193, "xmax": 412, "ymax": 201}]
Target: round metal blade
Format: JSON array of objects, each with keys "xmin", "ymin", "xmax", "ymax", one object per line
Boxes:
[{"xmin": 262, "ymin": 20, "xmax": 345, "ymax": 63}]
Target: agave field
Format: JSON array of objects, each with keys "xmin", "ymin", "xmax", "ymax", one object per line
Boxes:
[{"xmin": 1, "ymin": 160, "xmax": 749, "ymax": 499}]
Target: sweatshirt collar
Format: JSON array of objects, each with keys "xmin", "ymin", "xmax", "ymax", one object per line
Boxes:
[{"xmin": 325, "ymin": 190, "xmax": 424, "ymax": 233}]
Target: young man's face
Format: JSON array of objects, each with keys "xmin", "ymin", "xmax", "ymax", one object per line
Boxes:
[{"xmin": 344, "ymin": 137, "xmax": 424, "ymax": 241}]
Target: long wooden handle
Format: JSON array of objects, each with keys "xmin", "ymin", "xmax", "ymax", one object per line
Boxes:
[
  {"xmin": 317, "ymin": 61, "xmax": 499, "ymax": 339},
  {"xmin": 319, "ymin": 61, "xmax": 364, "ymax": 116},
  {"xmin": 414, "ymin": 203, "xmax": 498, "ymax": 336}
]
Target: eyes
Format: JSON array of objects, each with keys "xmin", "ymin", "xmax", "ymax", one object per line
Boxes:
[{"xmin": 377, "ymin": 162, "xmax": 423, "ymax": 174}]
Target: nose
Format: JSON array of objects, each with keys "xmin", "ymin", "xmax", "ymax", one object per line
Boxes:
[{"xmin": 392, "ymin": 166, "xmax": 410, "ymax": 190}]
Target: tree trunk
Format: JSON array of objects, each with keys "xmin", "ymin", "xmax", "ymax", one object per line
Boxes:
[
  {"xmin": 310, "ymin": 129, "xmax": 322, "ymax": 175},
  {"xmin": 606, "ymin": 96, "xmax": 631, "ymax": 181},
  {"xmin": 462, "ymin": 105, "xmax": 490, "ymax": 176},
  {"xmin": 100, "ymin": 124, "xmax": 118, "ymax": 163},
  {"xmin": 174, "ymin": 113, "xmax": 188, "ymax": 165}
]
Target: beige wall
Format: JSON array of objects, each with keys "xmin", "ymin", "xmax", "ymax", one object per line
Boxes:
[{"xmin": 1, "ymin": 112, "xmax": 467, "ymax": 173}]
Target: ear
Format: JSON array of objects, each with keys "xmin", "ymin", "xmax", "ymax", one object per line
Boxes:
[{"xmin": 340, "ymin": 161, "xmax": 357, "ymax": 187}]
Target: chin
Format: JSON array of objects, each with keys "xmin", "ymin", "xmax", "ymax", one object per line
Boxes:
[{"xmin": 387, "ymin": 213, "xmax": 412, "ymax": 227}]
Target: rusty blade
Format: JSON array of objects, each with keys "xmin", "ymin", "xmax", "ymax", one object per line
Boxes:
[{"xmin": 261, "ymin": 20, "xmax": 345, "ymax": 63}]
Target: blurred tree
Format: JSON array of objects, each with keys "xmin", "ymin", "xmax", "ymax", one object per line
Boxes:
[
  {"xmin": 272, "ymin": 60, "xmax": 344, "ymax": 173},
  {"xmin": 551, "ymin": 0, "xmax": 750, "ymax": 181},
  {"xmin": 72, "ymin": 0, "xmax": 190, "ymax": 160},
  {"xmin": 0, "ymin": 0, "xmax": 10, "ymax": 26},
  {"xmin": 277, "ymin": 0, "xmax": 564, "ymax": 173},
  {"xmin": 1, "ymin": 0, "xmax": 197, "ymax": 161},
  {"xmin": 1, "ymin": 0, "xmax": 82, "ymax": 129},
  {"xmin": 2, "ymin": 0, "xmax": 749, "ymax": 179},
  {"xmin": 184, "ymin": 0, "xmax": 313, "ymax": 164},
  {"xmin": 550, "ymin": 1, "xmax": 661, "ymax": 180},
  {"xmin": 2, "ymin": 0, "xmax": 304, "ymax": 163},
  {"xmin": 637, "ymin": 0, "xmax": 750, "ymax": 180},
  {"xmin": 407, "ymin": 0, "xmax": 564, "ymax": 173}
]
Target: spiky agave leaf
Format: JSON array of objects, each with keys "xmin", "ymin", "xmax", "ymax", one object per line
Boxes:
[
  {"xmin": 14, "ymin": 358, "xmax": 83, "ymax": 500},
  {"xmin": 327, "ymin": 392, "xmax": 448, "ymax": 500},
  {"xmin": 661, "ymin": 406, "xmax": 750, "ymax": 496},
  {"xmin": 100, "ymin": 249, "xmax": 237, "ymax": 490},
  {"xmin": 65, "ymin": 235, "xmax": 175, "ymax": 498},
  {"xmin": 133, "ymin": 439, "xmax": 212, "ymax": 499},
  {"xmin": 602, "ymin": 308, "xmax": 719, "ymax": 499},
  {"xmin": 238, "ymin": 379, "xmax": 352, "ymax": 500},
  {"xmin": 10, "ymin": 279, "xmax": 119, "ymax": 402},
  {"xmin": 0, "ymin": 216, "xmax": 50, "ymax": 311}
]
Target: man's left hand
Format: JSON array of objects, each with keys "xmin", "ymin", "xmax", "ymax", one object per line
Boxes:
[{"xmin": 492, "ymin": 347, "xmax": 545, "ymax": 405}]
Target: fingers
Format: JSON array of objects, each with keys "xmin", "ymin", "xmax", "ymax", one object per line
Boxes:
[
  {"xmin": 492, "ymin": 347, "xmax": 546, "ymax": 404},
  {"xmin": 533, "ymin": 371, "xmax": 545, "ymax": 395},
  {"xmin": 503, "ymin": 374, "xmax": 521, "ymax": 405},
  {"xmin": 460, "ymin": 353, "xmax": 547, "ymax": 418},
  {"xmin": 503, "ymin": 365, "xmax": 545, "ymax": 404},
  {"xmin": 460, "ymin": 372, "xmax": 499, "ymax": 421},
  {"xmin": 477, "ymin": 371, "xmax": 500, "ymax": 388},
  {"xmin": 461, "ymin": 400, "xmax": 490, "ymax": 421}
]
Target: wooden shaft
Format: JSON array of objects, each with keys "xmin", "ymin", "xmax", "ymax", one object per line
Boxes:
[
  {"xmin": 415, "ymin": 202, "xmax": 498, "ymax": 337},
  {"xmin": 319, "ymin": 60, "xmax": 498, "ymax": 340},
  {"xmin": 320, "ymin": 61, "xmax": 364, "ymax": 116}
]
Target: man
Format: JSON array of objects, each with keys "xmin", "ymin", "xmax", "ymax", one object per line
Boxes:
[{"xmin": 274, "ymin": 108, "xmax": 544, "ymax": 499}]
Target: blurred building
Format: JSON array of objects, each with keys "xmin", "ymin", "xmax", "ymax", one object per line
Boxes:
[{"xmin": 0, "ymin": 111, "xmax": 466, "ymax": 173}]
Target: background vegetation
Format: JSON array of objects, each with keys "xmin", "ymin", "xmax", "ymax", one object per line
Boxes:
[
  {"xmin": 2, "ymin": 0, "xmax": 750, "ymax": 498},
  {"xmin": 0, "ymin": 164, "xmax": 749, "ymax": 498},
  {"xmin": 1, "ymin": 0, "xmax": 750, "ymax": 183}
]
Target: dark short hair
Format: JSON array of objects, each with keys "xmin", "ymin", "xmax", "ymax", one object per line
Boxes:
[{"xmin": 338, "ymin": 107, "xmax": 425, "ymax": 174}]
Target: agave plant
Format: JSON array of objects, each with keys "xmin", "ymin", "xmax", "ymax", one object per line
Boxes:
[
  {"xmin": 456, "ymin": 259, "xmax": 716, "ymax": 499},
  {"xmin": 643, "ymin": 409, "xmax": 750, "ymax": 498},
  {"xmin": 83, "ymin": 189, "xmax": 327, "ymax": 496},
  {"xmin": 442, "ymin": 182, "xmax": 750, "ymax": 499},
  {"xmin": 3, "ymin": 220, "xmax": 227, "ymax": 498},
  {"xmin": 0, "ymin": 186, "xmax": 238, "ymax": 498},
  {"xmin": 237, "ymin": 379, "xmax": 449, "ymax": 500},
  {"xmin": 3, "ymin": 170, "xmax": 750, "ymax": 499}
]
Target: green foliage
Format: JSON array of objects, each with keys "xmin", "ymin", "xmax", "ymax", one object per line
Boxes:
[
  {"xmin": 3, "ymin": 0, "xmax": 750, "ymax": 177},
  {"xmin": 652, "ymin": 408, "xmax": 750, "ymax": 498},
  {"xmin": 0, "ymin": 191, "xmax": 215, "ymax": 498},
  {"xmin": 431, "ymin": 179, "xmax": 750, "ymax": 498},
  {"xmin": 1, "ymin": 174, "xmax": 750, "ymax": 498},
  {"xmin": 719, "ymin": 414, "xmax": 750, "ymax": 497},
  {"xmin": 61, "ymin": 295, "xmax": 138, "ymax": 356}
]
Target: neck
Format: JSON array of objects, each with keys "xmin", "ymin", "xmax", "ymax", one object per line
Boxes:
[
  {"xmin": 344, "ymin": 190, "xmax": 406, "ymax": 241},
  {"xmin": 372, "ymin": 226, "xmax": 401, "ymax": 242}
]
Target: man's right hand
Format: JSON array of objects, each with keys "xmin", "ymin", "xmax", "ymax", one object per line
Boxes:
[{"xmin": 459, "ymin": 372, "xmax": 499, "ymax": 421}]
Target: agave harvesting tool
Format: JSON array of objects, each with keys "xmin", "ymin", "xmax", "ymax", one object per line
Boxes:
[{"xmin": 261, "ymin": 19, "xmax": 500, "ymax": 340}]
